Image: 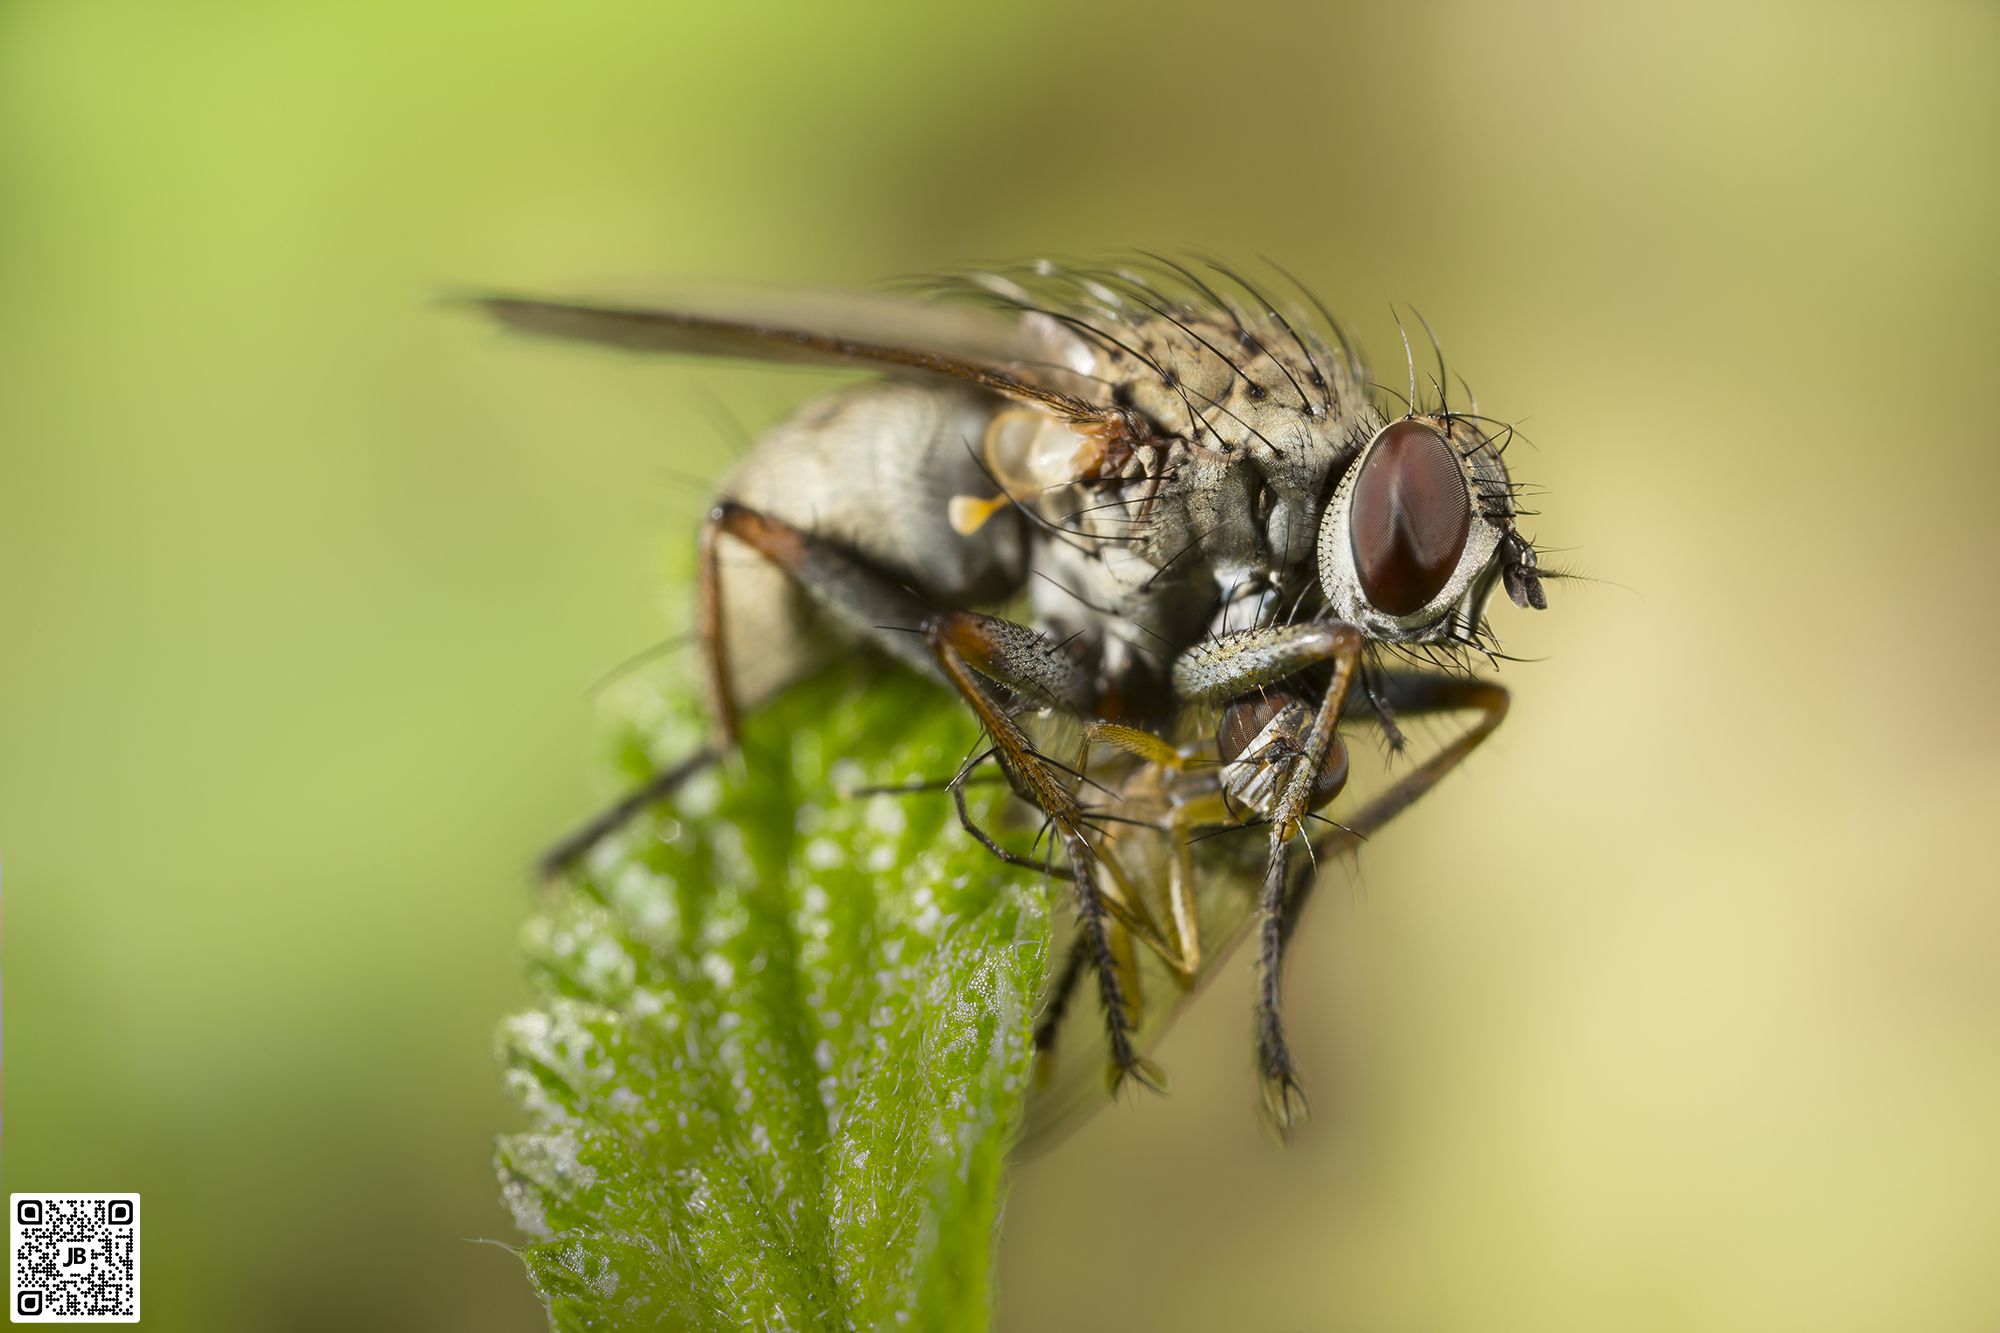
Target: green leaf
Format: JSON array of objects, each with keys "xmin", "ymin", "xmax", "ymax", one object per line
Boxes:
[{"xmin": 496, "ymin": 666, "xmax": 1051, "ymax": 1332}]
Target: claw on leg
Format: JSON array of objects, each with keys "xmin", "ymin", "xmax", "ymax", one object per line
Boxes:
[
  {"xmin": 1260, "ymin": 1060, "xmax": 1310, "ymax": 1133},
  {"xmin": 1113, "ymin": 1052, "xmax": 1170, "ymax": 1097}
]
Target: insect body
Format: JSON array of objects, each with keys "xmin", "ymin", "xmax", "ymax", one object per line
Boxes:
[{"xmin": 472, "ymin": 259, "xmax": 1548, "ymax": 1128}]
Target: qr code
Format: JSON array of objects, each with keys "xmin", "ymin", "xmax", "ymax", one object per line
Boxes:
[{"xmin": 10, "ymin": 1195, "xmax": 139, "ymax": 1323}]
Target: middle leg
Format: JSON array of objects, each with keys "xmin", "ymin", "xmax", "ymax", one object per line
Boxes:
[
  {"xmin": 706, "ymin": 508, "xmax": 1156, "ymax": 1086},
  {"xmin": 923, "ymin": 608, "xmax": 1155, "ymax": 1089}
]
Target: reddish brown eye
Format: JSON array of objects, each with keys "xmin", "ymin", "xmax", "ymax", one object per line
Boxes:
[{"xmin": 1349, "ymin": 421, "xmax": 1471, "ymax": 615}]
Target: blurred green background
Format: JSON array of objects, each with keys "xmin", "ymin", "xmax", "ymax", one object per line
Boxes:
[{"xmin": 3, "ymin": 1, "xmax": 1996, "ymax": 1329}]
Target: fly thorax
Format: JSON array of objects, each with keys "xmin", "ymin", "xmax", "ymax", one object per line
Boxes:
[
  {"xmin": 1178, "ymin": 457, "xmax": 1261, "ymax": 572},
  {"xmin": 1260, "ymin": 482, "xmax": 1331, "ymax": 587}
]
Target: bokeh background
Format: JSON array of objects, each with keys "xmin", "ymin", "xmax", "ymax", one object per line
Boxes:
[{"xmin": 4, "ymin": 2, "xmax": 1996, "ymax": 1329}]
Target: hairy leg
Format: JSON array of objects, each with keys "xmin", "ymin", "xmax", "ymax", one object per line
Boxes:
[
  {"xmin": 922, "ymin": 607, "xmax": 1155, "ymax": 1088},
  {"xmin": 1171, "ymin": 620, "xmax": 1366, "ymax": 1125}
]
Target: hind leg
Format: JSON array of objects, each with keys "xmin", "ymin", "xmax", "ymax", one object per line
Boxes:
[{"xmin": 539, "ymin": 495, "xmax": 939, "ymax": 875}]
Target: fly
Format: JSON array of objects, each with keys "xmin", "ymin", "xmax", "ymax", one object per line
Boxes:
[{"xmin": 466, "ymin": 257, "xmax": 1551, "ymax": 1132}]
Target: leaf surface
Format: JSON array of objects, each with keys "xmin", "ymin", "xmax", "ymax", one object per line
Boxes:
[{"xmin": 497, "ymin": 669, "xmax": 1049, "ymax": 1332}]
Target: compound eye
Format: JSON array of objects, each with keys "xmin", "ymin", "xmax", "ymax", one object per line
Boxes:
[{"xmin": 1349, "ymin": 420, "xmax": 1471, "ymax": 615}]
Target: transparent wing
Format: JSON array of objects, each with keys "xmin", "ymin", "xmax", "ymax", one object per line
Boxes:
[{"xmin": 460, "ymin": 281, "xmax": 1112, "ymax": 419}]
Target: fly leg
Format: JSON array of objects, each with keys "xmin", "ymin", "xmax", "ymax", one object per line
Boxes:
[
  {"xmin": 1085, "ymin": 722, "xmax": 1206, "ymax": 982},
  {"xmin": 882, "ymin": 718, "xmax": 1189, "ymax": 1079},
  {"xmin": 1287, "ymin": 670, "xmax": 1511, "ymax": 943},
  {"xmin": 1172, "ymin": 621, "xmax": 1366, "ymax": 1127},
  {"xmin": 1033, "ymin": 936, "xmax": 1091, "ymax": 1055},
  {"xmin": 529, "ymin": 470, "xmax": 739, "ymax": 878},
  {"xmin": 606, "ymin": 499, "xmax": 1154, "ymax": 1088},
  {"xmin": 537, "ymin": 747, "xmax": 720, "ymax": 879},
  {"xmin": 531, "ymin": 507, "xmax": 735, "ymax": 878},
  {"xmin": 699, "ymin": 503, "xmax": 949, "ymax": 742},
  {"xmin": 946, "ymin": 749, "xmax": 1074, "ymax": 877},
  {"xmin": 953, "ymin": 722, "xmax": 1201, "ymax": 991},
  {"xmin": 949, "ymin": 729, "xmax": 1200, "ymax": 1087},
  {"xmin": 924, "ymin": 609, "xmax": 1155, "ymax": 1091},
  {"xmin": 538, "ymin": 499, "xmax": 949, "ymax": 878},
  {"xmin": 861, "ymin": 739, "xmax": 1159, "ymax": 1086}
]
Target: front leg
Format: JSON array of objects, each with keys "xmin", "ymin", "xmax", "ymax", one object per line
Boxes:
[{"xmin": 1172, "ymin": 620, "xmax": 1366, "ymax": 1127}]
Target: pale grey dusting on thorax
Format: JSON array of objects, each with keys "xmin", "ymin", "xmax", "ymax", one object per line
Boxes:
[
  {"xmin": 1102, "ymin": 308, "xmax": 1380, "ymax": 587},
  {"xmin": 947, "ymin": 264, "xmax": 1384, "ymax": 677}
]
